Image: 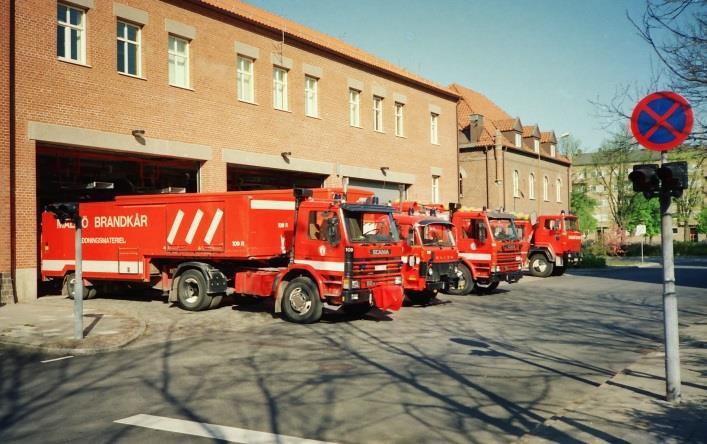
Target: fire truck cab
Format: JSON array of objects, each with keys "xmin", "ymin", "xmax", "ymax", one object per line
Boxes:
[
  {"xmin": 447, "ymin": 207, "xmax": 523, "ymax": 295},
  {"xmin": 393, "ymin": 203, "xmax": 460, "ymax": 304},
  {"xmin": 517, "ymin": 212, "xmax": 583, "ymax": 277}
]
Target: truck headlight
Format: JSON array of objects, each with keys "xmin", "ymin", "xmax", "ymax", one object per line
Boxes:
[
  {"xmin": 493, "ymin": 265, "xmax": 501, "ymax": 272},
  {"xmin": 394, "ymin": 276, "xmax": 402, "ymax": 285},
  {"xmin": 351, "ymin": 279, "xmax": 360, "ymax": 289},
  {"xmin": 408, "ymin": 256, "xmax": 416, "ymax": 267},
  {"xmin": 515, "ymin": 256, "xmax": 521, "ymax": 261}
]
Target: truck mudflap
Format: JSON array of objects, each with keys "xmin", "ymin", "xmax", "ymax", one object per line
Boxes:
[{"xmin": 371, "ymin": 285, "xmax": 404, "ymax": 311}]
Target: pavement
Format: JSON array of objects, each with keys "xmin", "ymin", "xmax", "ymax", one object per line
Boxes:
[{"xmin": 1, "ymin": 265, "xmax": 706, "ymax": 443}]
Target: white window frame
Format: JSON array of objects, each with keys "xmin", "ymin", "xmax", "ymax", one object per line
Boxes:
[
  {"xmin": 117, "ymin": 20, "xmax": 142, "ymax": 77},
  {"xmin": 373, "ymin": 96, "xmax": 384, "ymax": 132},
  {"xmin": 237, "ymin": 55, "xmax": 255, "ymax": 103},
  {"xmin": 529, "ymin": 173, "xmax": 536, "ymax": 200},
  {"xmin": 168, "ymin": 34, "xmax": 190, "ymax": 88},
  {"xmin": 512, "ymin": 170, "xmax": 520, "ymax": 198},
  {"xmin": 431, "ymin": 176, "xmax": 440, "ymax": 204},
  {"xmin": 543, "ymin": 176, "xmax": 549, "ymax": 201},
  {"xmin": 394, "ymin": 102, "xmax": 404, "ymax": 137},
  {"xmin": 273, "ymin": 66, "xmax": 289, "ymax": 111},
  {"xmin": 515, "ymin": 133, "xmax": 521, "ymax": 147},
  {"xmin": 305, "ymin": 75, "xmax": 318, "ymax": 117},
  {"xmin": 430, "ymin": 113, "xmax": 439, "ymax": 144},
  {"xmin": 556, "ymin": 178, "xmax": 562, "ymax": 202},
  {"xmin": 551, "ymin": 144, "xmax": 556, "ymax": 157},
  {"xmin": 533, "ymin": 139, "xmax": 540, "ymax": 153},
  {"xmin": 349, "ymin": 89, "xmax": 360, "ymax": 127},
  {"xmin": 57, "ymin": 3, "xmax": 86, "ymax": 64}
]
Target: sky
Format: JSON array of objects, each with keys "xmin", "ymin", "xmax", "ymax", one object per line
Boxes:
[{"xmin": 246, "ymin": 0, "xmax": 667, "ymax": 152}]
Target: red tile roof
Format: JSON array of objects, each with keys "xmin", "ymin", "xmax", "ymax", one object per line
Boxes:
[
  {"xmin": 494, "ymin": 119, "xmax": 519, "ymax": 132},
  {"xmin": 540, "ymin": 131, "xmax": 557, "ymax": 143},
  {"xmin": 522, "ymin": 125, "xmax": 540, "ymax": 138},
  {"xmin": 196, "ymin": 0, "xmax": 458, "ymax": 99}
]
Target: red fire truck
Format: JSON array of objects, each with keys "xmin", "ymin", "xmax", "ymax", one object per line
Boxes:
[
  {"xmin": 515, "ymin": 212, "xmax": 583, "ymax": 277},
  {"xmin": 40, "ymin": 188, "xmax": 405, "ymax": 323},
  {"xmin": 393, "ymin": 203, "xmax": 460, "ymax": 304},
  {"xmin": 446, "ymin": 206, "xmax": 523, "ymax": 295}
]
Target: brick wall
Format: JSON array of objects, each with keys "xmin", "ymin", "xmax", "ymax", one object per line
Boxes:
[
  {"xmin": 0, "ymin": 0, "xmax": 12, "ymax": 303},
  {"xmin": 10, "ymin": 0, "xmax": 458, "ymax": 300}
]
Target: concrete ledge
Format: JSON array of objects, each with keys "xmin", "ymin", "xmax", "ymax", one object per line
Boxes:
[
  {"xmin": 235, "ymin": 42, "xmax": 259, "ymax": 59},
  {"xmin": 338, "ymin": 164, "xmax": 415, "ymax": 184},
  {"xmin": 303, "ymin": 63, "xmax": 323, "ymax": 78},
  {"xmin": 271, "ymin": 53, "xmax": 293, "ymax": 69},
  {"xmin": 429, "ymin": 104, "xmax": 442, "ymax": 115},
  {"xmin": 347, "ymin": 78, "xmax": 364, "ymax": 91},
  {"xmin": 372, "ymin": 84, "xmax": 387, "ymax": 98},
  {"xmin": 65, "ymin": 0, "xmax": 95, "ymax": 9},
  {"xmin": 223, "ymin": 148, "xmax": 334, "ymax": 176},
  {"xmin": 28, "ymin": 122, "xmax": 213, "ymax": 161},
  {"xmin": 165, "ymin": 19, "xmax": 196, "ymax": 40},
  {"xmin": 394, "ymin": 93, "xmax": 407, "ymax": 104},
  {"xmin": 113, "ymin": 3, "xmax": 149, "ymax": 25},
  {"xmin": 430, "ymin": 166, "xmax": 443, "ymax": 176}
]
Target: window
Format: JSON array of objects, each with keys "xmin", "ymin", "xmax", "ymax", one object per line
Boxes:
[
  {"xmin": 430, "ymin": 113, "xmax": 439, "ymax": 144},
  {"xmin": 513, "ymin": 170, "xmax": 520, "ymax": 197},
  {"xmin": 556, "ymin": 178, "xmax": 562, "ymax": 202},
  {"xmin": 431, "ymin": 176, "xmax": 440, "ymax": 204},
  {"xmin": 594, "ymin": 184, "xmax": 605, "ymax": 193},
  {"xmin": 237, "ymin": 56, "xmax": 255, "ymax": 102},
  {"xmin": 57, "ymin": 3, "xmax": 86, "ymax": 63},
  {"xmin": 349, "ymin": 89, "xmax": 360, "ymax": 127},
  {"xmin": 117, "ymin": 21, "xmax": 141, "ymax": 76},
  {"xmin": 305, "ymin": 76, "xmax": 318, "ymax": 117},
  {"xmin": 529, "ymin": 173, "xmax": 536, "ymax": 199},
  {"xmin": 515, "ymin": 133, "xmax": 521, "ymax": 147},
  {"xmin": 533, "ymin": 139, "xmax": 540, "ymax": 153},
  {"xmin": 551, "ymin": 144, "xmax": 556, "ymax": 157},
  {"xmin": 543, "ymin": 176, "xmax": 549, "ymax": 201},
  {"xmin": 308, "ymin": 211, "xmax": 338, "ymax": 242},
  {"xmin": 273, "ymin": 67, "xmax": 288, "ymax": 110},
  {"xmin": 168, "ymin": 35, "xmax": 189, "ymax": 88},
  {"xmin": 373, "ymin": 96, "xmax": 383, "ymax": 132},
  {"xmin": 394, "ymin": 102, "xmax": 404, "ymax": 137}
]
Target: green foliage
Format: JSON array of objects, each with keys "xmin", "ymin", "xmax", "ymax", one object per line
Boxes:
[
  {"xmin": 578, "ymin": 251, "xmax": 607, "ymax": 268},
  {"xmin": 627, "ymin": 193, "xmax": 661, "ymax": 237},
  {"xmin": 570, "ymin": 186, "xmax": 597, "ymax": 235},
  {"xmin": 623, "ymin": 242, "xmax": 707, "ymax": 257},
  {"xmin": 697, "ymin": 207, "xmax": 707, "ymax": 235}
]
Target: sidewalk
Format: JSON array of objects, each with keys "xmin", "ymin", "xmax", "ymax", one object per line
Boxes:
[
  {"xmin": 0, "ymin": 296, "xmax": 145, "ymax": 354},
  {"xmin": 520, "ymin": 321, "xmax": 707, "ymax": 443}
]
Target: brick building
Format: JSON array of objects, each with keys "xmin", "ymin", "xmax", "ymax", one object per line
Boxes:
[
  {"xmin": 0, "ymin": 0, "xmax": 459, "ymax": 303},
  {"xmin": 450, "ymin": 84, "xmax": 571, "ymax": 216}
]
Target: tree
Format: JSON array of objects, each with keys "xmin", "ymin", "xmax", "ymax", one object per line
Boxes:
[
  {"xmin": 697, "ymin": 206, "xmax": 707, "ymax": 235},
  {"xmin": 560, "ymin": 135, "xmax": 583, "ymax": 161},
  {"xmin": 628, "ymin": 193, "xmax": 661, "ymax": 242},
  {"xmin": 670, "ymin": 146, "xmax": 706, "ymax": 240},
  {"xmin": 570, "ymin": 185, "xmax": 597, "ymax": 236}
]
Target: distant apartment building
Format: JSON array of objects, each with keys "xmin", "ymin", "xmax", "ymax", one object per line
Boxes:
[{"xmin": 450, "ymin": 84, "xmax": 571, "ymax": 215}]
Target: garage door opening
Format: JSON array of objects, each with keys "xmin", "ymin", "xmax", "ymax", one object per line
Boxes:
[
  {"xmin": 348, "ymin": 178, "xmax": 407, "ymax": 204},
  {"xmin": 228, "ymin": 165, "xmax": 326, "ymax": 191}
]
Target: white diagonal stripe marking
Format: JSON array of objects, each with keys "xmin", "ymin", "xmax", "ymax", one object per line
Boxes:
[
  {"xmin": 185, "ymin": 209, "xmax": 204, "ymax": 245},
  {"xmin": 114, "ymin": 414, "xmax": 336, "ymax": 444},
  {"xmin": 167, "ymin": 210, "xmax": 184, "ymax": 245},
  {"xmin": 204, "ymin": 208, "xmax": 224, "ymax": 245}
]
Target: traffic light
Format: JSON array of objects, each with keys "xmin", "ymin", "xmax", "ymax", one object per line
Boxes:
[
  {"xmin": 657, "ymin": 161, "xmax": 689, "ymax": 198},
  {"xmin": 628, "ymin": 164, "xmax": 660, "ymax": 198},
  {"xmin": 45, "ymin": 202, "xmax": 79, "ymax": 224}
]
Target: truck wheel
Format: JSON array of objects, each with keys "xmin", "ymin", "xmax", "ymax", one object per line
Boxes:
[
  {"xmin": 474, "ymin": 281, "xmax": 500, "ymax": 294},
  {"xmin": 529, "ymin": 254, "xmax": 554, "ymax": 278},
  {"xmin": 552, "ymin": 266, "xmax": 566, "ymax": 276},
  {"xmin": 406, "ymin": 290, "xmax": 436, "ymax": 305},
  {"xmin": 177, "ymin": 269, "xmax": 212, "ymax": 311},
  {"xmin": 447, "ymin": 264, "xmax": 473, "ymax": 295},
  {"xmin": 282, "ymin": 277, "xmax": 323, "ymax": 323},
  {"xmin": 63, "ymin": 273, "xmax": 97, "ymax": 300}
]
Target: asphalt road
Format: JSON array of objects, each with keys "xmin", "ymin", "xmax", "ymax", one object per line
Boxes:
[{"xmin": 2, "ymin": 262, "xmax": 706, "ymax": 443}]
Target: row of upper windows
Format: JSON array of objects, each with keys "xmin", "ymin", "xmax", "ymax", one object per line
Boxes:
[
  {"xmin": 512, "ymin": 134, "xmax": 557, "ymax": 157},
  {"xmin": 56, "ymin": 2, "xmax": 441, "ymax": 144},
  {"xmin": 512, "ymin": 171, "xmax": 563, "ymax": 202}
]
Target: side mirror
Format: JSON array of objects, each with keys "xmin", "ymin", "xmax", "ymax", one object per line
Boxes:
[
  {"xmin": 407, "ymin": 227, "xmax": 415, "ymax": 247},
  {"xmin": 327, "ymin": 217, "xmax": 340, "ymax": 247},
  {"xmin": 478, "ymin": 224, "xmax": 487, "ymax": 243}
]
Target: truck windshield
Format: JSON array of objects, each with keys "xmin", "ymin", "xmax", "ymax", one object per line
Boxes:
[
  {"xmin": 420, "ymin": 223, "xmax": 455, "ymax": 247},
  {"xmin": 489, "ymin": 218, "xmax": 518, "ymax": 241},
  {"xmin": 344, "ymin": 211, "xmax": 399, "ymax": 243},
  {"xmin": 564, "ymin": 217, "xmax": 580, "ymax": 232}
]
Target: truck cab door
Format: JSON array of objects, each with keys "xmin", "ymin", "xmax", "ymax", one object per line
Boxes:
[{"xmin": 296, "ymin": 206, "xmax": 344, "ymax": 269}]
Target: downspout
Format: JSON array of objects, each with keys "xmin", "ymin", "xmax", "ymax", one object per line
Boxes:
[
  {"xmin": 485, "ymin": 147, "xmax": 490, "ymax": 209},
  {"xmin": 9, "ymin": 0, "xmax": 17, "ymax": 303},
  {"xmin": 494, "ymin": 130, "xmax": 503, "ymax": 211}
]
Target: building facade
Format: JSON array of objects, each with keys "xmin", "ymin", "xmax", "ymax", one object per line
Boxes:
[
  {"xmin": 450, "ymin": 84, "xmax": 571, "ymax": 216},
  {"xmin": 1, "ymin": 0, "xmax": 459, "ymax": 303}
]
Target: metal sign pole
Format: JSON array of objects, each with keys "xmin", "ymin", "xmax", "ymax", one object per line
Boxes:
[
  {"xmin": 74, "ymin": 216, "xmax": 84, "ymax": 340},
  {"xmin": 660, "ymin": 151, "xmax": 681, "ymax": 402}
]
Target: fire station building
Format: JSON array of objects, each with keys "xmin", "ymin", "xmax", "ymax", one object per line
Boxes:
[{"xmin": 0, "ymin": 0, "xmax": 459, "ymax": 303}]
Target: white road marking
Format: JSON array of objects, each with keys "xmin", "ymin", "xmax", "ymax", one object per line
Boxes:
[
  {"xmin": 115, "ymin": 414, "xmax": 336, "ymax": 444},
  {"xmin": 41, "ymin": 355, "xmax": 74, "ymax": 363}
]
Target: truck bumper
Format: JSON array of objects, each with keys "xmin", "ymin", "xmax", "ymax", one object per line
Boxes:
[
  {"xmin": 341, "ymin": 286, "xmax": 404, "ymax": 311},
  {"xmin": 490, "ymin": 270, "xmax": 523, "ymax": 284},
  {"xmin": 564, "ymin": 252, "xmax": 583, "ymax": 266},
  {"xmin": 420, "ymin": 261, "xmax": 460, "ymax": 291}
]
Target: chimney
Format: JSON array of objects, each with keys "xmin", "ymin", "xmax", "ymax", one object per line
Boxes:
[{"xmin": 468, "ymin": 114, "xmax": 484, "ymax": 142}]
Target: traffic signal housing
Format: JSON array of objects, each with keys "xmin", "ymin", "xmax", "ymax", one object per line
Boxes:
[
  {"xmin": 628, "ymin": 164, "xmax": 660, "ymax": 199},
  {"xmin": 657, "ymin": 161, "xmax": 689, "ymax": 198}
]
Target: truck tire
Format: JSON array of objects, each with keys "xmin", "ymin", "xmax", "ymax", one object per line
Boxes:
[
  {"xmin": 281, "ymin": 277, "xmax": 323, "ymax": 324},
  {"xmin": 474, "ymin": 281, "xmax": 499, "ymax": 294},
  {"xmin": 406, "ymin": 290, "xmax": 436, "ymax": 305},
  {"xmin": 447, "ymin": 264, "xmax": 473, "ymax": 295},
  {"xmin": 529, "ymin": 254, "xmax": 554, "ymax": 278},
  {"xmin": 552, "ymin": 266, "xmax": 566, "ymax": 276},
  {"xmin": 177, "ymin": 269, "xmax": 213, "ymax": 311},
  {"xmin": 63, "ymin": 273, "xmax": 97, "ymax": 300}
]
